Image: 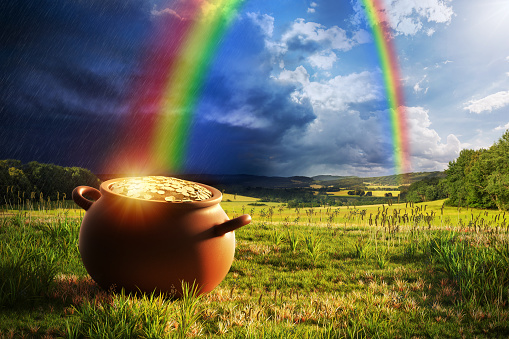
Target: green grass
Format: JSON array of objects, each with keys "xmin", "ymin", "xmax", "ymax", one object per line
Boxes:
[
  {"xmin": 222, "ymin": 199, "xmax": 508, "ymax": 230},
  {"xmin": 1, "ymin": 202, "xmax": 509, "ymax": 338},
  {"xmin": 222, "ymin": 193, "xmax": 260, "ymax": 203}
]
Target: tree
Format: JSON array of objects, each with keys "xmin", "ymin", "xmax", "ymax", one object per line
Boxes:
[
  {"xmin": 0, "ymin": 160, "xmax": 31, "ymax": 198},
  {"xmin": 444, "ymin": 130, "xmax": 509, "ymax": 210},
  {"xmin": 481, "ymin": 130, "xmax": 509, "ymax": 210},
  {"xmin": 0, "ymin": 160, "xmax": 101, "ymax": 203},
  {"xmin": 444, "ymin": 149, "xmax": 478, "ymax": 207}
]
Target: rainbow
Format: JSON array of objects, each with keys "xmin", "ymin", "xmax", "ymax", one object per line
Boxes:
[
  {"xmin": 108, "ymin": 0, "xmax": 410, "ymax": 177},
  {"xmin": 109, "ymin": 0, "xmax": 244, "ymax": 175},
  {"xmin": 361, "ymin": 0, "xmax": 411, "ymax": 176}
]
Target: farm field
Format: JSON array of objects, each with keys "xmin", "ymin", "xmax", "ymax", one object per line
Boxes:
[
  {"xmin": 222, "ymin": 199, "xmax": 507, "ymax": 231},
  {"xmin": 1, "ymin": 198, "xmax": 509, "ymax": 338},
  {"xmin": 222, "ymin": 193, "xmax": 260, "ymax": 203},
  {"xmin": 325, "ymin": 190, "xmax": 401, "ymax": 198}
]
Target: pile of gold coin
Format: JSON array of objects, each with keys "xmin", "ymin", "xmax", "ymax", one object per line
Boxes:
[{"xmin": 109, "ymin": 176, "xmax": 213, "ymax": 202}]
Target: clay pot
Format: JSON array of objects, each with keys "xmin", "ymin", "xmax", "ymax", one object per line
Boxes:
[{"xmin": 72, "ymin": 177, "xmax": 251, "ymax": 296}]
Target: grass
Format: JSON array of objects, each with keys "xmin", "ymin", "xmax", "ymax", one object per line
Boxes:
[
  {"xmin": 1, "ymin": 200, "xmax": 509, "ymax": 338},
  {"xmin": 222, "ymin": 199, "xmax": 508, "ymax": 230},
  {"xmin": 222, "ymin": 193, "xmax": 260, "ymax": 203}
]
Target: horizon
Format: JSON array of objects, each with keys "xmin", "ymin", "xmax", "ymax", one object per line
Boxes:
[
  {"xmin": 94, "ymin": 169, "xmax": 440, "ymax": 181},
  {"xmin": 1, "ymin": 0, "xmax": 508, "ymax": 177}
]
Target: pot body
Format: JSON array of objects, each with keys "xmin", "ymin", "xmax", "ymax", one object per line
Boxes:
[{"xmin": 74, "ymin": 178, "xmax": 249, "ymax": 296}]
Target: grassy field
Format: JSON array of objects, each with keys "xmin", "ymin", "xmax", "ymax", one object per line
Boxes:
[
  {"xmin": 1, "ymin": 198, "xmax": 509, "ymax": 338},
  {"xmin": 222, "ymin": 193, "xmax": 260, "ymax": 203},
  {"xmin": 222, "ymin": 198, "xmax": 507, "ymax": 231}
]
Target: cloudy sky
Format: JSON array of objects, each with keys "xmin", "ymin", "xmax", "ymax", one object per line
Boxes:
[{"xmin": 1, "ymin": 0, "xmax": 508, "ymax": 177}]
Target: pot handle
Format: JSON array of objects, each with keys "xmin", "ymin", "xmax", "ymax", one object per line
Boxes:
[
  {"xmin": 72, "ymin": 186, "xmax": 102, "ymax": 211},
  {"xmin": 214, "ymin": 214, "xmax": 251, "ymax": 237}
]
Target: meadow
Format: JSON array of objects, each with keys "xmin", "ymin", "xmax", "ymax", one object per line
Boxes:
[{"xmin": 1, "ymin": 196, "xmax": 509, "ymax": 338}]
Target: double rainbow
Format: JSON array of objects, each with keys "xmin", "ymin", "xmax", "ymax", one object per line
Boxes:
[
  {"xmin": 109, "ymin": 0, "xmax": 410, "ymax": 177},
  {"xmin": 361, "ymin": 0, "xmax": 411, "ymax": 176}
]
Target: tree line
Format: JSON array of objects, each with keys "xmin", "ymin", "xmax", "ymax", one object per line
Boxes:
[
  {"xmin": 443, "ymin": 130, "xmax": 509, "ymax": 210},
  {"xmin": 1, "ymin": 160, "xmax": 100, "ymax": 204},
  {"xmin": 402, "ymin": 130, "xmax": 509, "ymax": 210}
]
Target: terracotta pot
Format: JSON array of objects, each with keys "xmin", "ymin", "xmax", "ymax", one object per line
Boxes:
[{"xmin": 72, "ymin": 177, "xmax": 251, "ymax": 296}]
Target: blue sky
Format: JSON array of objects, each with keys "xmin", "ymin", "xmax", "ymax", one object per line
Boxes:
[{"xmin": 1, "ymin": 0, "xmax": 508, "ymax": 177}]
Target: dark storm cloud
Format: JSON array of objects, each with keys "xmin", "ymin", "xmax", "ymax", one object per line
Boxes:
[
  {"xmin": 0, "ymin": 100, "xmax": 120, "ymax": 169},
  {"xmin": 45, "ymin": 62, "xmax": 128, "ymax": 108},
  {"xmin": 0, "ymin": 0, "xmax": 152, "ymax": 170},
  {"xmin": 0, "ymin": 0, "xmax": 66, "ymax": 47},
  {"xmin": 188, "ymin": 76, "xmax": 316, "ymax": 174}
]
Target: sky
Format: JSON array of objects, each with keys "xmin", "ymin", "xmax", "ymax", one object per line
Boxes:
[{"xmin": 1, "ymin": 0, "xmax": 509, "ymax": 177}]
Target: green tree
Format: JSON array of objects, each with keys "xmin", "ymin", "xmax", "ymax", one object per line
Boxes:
[
  {"xmin": 444, "ymin": 149, "xmax": 478, "ymax": 207},
  {"xmin": 480, "ymin": 130, "xmax": 509, "ymax": 210},
  {"xmin": 23, "ymin": 162, "xmax": 66, "ymax": 199},
  {"xmin": 0, "ymin": 160, "xmax": 101, "ymax": 204},
  {"xmin": 444, "ymin": 130, "xmax": 509, "ymax": 210},
  {"xmin": 8, "ymin": 167, "xmax": 31, "ymax": 193},
  {"xmin": 403, "ymin": 176, "xmax": 447, "ymax": 203},
  {"xmin": 0, "ymin": 160, "xmax": 31, "ymax": 200}
]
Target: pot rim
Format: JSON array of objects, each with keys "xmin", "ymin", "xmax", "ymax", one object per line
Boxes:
[{"xmin": 100, "ymin": 176, "xmax": 222, "ymax": 209}]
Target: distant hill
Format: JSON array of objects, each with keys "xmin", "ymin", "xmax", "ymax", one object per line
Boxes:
[
  {"xmin": 183, "ymin": 174, "xmax": 314, "ymax": 188},
  {"xmin": 316, "ymin": 172, "xmax": 445, "ymax": 187},
  {"xmin": 312, "ymin": 175, "xmax": 355, "ymax": 182},
  {"xmin": 97, "ymin": 173, "xmax": 314, "ymax": 189},
  {"xmin": 97, "ymin": 171, "xmax": 445, "ymax": 189}
]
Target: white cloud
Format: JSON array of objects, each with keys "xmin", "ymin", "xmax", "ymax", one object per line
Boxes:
[
  {"xmin": 352, "ymin": 0, "xmax": 454, "ymax": 36},
  {"xmin": 395, "ymin": 16, "xmax": 422, "ymax": 35},
  {"xmin": 307, "ymin": 1, "xmax": 318, "ymax": 13},
  {"xmin": 495, "ymin": 122, "xmax": 509, "ymax": 131},
  {"xmin": 406, "ymin": 106, "xmax": 461, "ymax": 171},
  {"xmin": 307, "ymin": 50, "xmax": 338, "ymax": 70},
  {"xmin": 281, "ymin": 19, "xmax": 357, "ymax": 51},
  {"xmin": 246, "ymin": 12, "xmax": 274, "ymax": 37},
  {"xmin": 277, "ymin": 66, "xmax": 382, "ymax": 111},
  {"xmin": 205, "ymin": 106, "xmax": 270, "ymax": 129},
  {"xmin": 413, "ymin": 75, "xmax": 428, "ymax": 93},
  {"xmin": 352, "ymin": 29, "xmax": 372, "ymax": 44},
  {"xmin": 151, "ymin": 6, "xmax": 182, "ymax": 19},
  {"xmin": 248, "ymin": 16, "xmax": 370, "ymax": 74},
  {"xmin": 463, "ymin": 90, "xmax": 509, "ymax": 114},
  {"xmin": 388, "ymin": 0, "xmax": 454, "ymax": 36},
  {"xmin": 278, "ymin": 65, "xmax": 310, "ymax": 85}
]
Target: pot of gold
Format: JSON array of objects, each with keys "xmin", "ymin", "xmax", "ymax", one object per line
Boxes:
[{"xmin": 72, "ymin": 176, "xmax": 251, "ymax": 296}]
